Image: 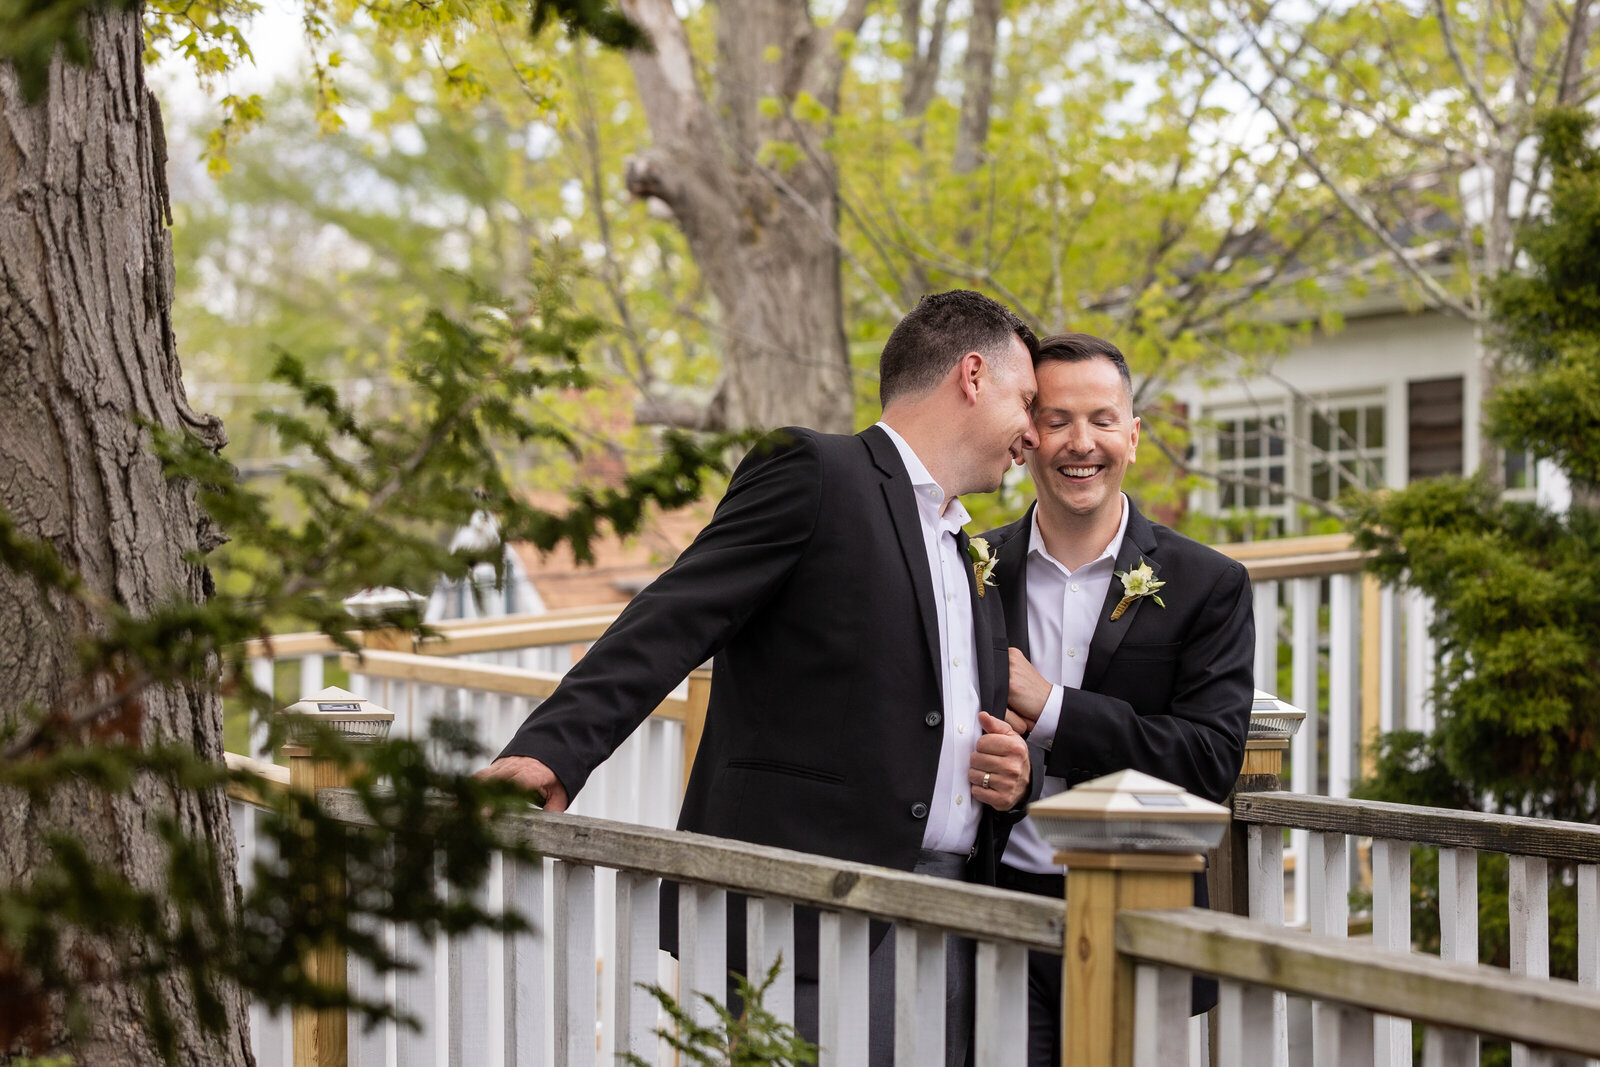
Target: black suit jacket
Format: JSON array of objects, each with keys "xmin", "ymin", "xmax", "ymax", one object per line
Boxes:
[
  {"xmin": 984, "ymin": 499, "xmax": 1253, "ymax": 806},
  {"xmin": 501, "ymin": 425, "xmax": 1016, "ymax": 971}
]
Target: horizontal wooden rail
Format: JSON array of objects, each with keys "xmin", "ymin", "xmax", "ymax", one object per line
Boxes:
[
  {"xmin": 317, "ymin": 787, "xmax": 1065, "ymax": 951},
  {"xmin": 338, "ymin": 650, "xmax": 689, "ymax": 721},
  {"xmin": 1234, "ymin": 791, "xmax": 1600, "ymax": 863},
  {"xmin": 224, "ymin": 750, "xmax": 290, "ymax": 806},
  {"xmin": 1212, "ymin": 532, "xmax": 1355, "ymax": 560},
  {"xmin": 1117, "ymin": 908, "xmax": 1600, "ymax": 1057}
]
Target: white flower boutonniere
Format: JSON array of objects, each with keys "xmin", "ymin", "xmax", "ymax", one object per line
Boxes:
[
  {"xmin": 968, "ymin": 537, "xmax": 998, "ymax": 597},
  {"xmin": 1111, "ymin": 559, "xmax": 1165, "ymax": 621}
]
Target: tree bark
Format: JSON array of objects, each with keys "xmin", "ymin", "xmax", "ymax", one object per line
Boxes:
[
  {"xmin": 953, "ymin": 0, "xmax": 1000, "ymax": 174},
  {"xmin": 619, "ymin": 0, "xmax": 856, "ymax": 434},
  {"xmin": 0, "ymin": 8, "xmax": 250, "ymax": 1065}
]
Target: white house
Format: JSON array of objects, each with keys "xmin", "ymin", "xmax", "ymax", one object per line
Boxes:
[{"xmin": 1170, "ymin": 303, "xmax": 1570, "ymax": 533}]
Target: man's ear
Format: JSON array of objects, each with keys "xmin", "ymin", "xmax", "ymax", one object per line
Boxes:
[
  {"xmin": 957, "ymin": 351, "xmax": 984, "ymax": 404},
  {"xmin": 1128, "ymin": 415, "xmax": 1140, "ymax": 465}
]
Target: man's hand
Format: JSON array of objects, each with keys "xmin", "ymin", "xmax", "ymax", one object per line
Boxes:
[
  {"xmin": 473, "ymin": 756, "xmax": 570, "ymax": 812},
  {"xmin": 969, "ymin": 711, "xmax": 1031, "ymax": 811},
  {"xmin": 1006, "ymin": 647, "xmax": 1052, "ymax": 734}
]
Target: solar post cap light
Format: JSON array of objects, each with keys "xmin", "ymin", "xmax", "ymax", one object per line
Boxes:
[
  {"xmin": 281, "ymin": 687, "xmax": 396, "ymax": 745},
  {"xmin": 1026, "ymin": 768, "xmax": 1232, "ymax": 855}
]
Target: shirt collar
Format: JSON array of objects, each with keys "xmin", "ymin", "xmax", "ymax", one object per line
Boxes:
[
  {"xmin": 1028, "ymin": 493, "xmax": 1130, "ymax": 572},
  {"xmin": 875, "ymin": 421, "xmax": 970, "ymax": 529}
]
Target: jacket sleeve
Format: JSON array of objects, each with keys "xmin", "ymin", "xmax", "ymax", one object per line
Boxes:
[
  {"xmin": 1044, "ymin": 560, "xmax": 1254, "ymax": 803},
  {"xmin": 496, "ymin": 431, "xmax": 823, "ymax": 798}
]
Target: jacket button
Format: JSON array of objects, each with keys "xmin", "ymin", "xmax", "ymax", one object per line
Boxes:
[
  {"xmin": 924, "ymin": 710, "xmax": 943, "ymax": 727},
  {"xmin": 911, "ymin": 802, "xmax": 929, "ymax": 819}
]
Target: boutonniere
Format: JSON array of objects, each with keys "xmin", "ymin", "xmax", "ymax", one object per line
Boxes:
[
  {"xmin": 1111, "ymin": 559, "xmax": 1165, "ymax": 620},
  {"xmin": 968, "ymin": 537, "xmax": 998, "ymax": 597}
]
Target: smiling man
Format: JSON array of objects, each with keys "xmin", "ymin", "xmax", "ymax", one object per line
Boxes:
[{"xmin": 979, "ymin": 333, "xmax": 1255, "ymax": 1067}]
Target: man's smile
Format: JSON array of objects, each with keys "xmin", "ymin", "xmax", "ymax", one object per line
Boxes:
[{"xmin": 1057, "ymin": 463, "xmax": 1104, "ymax": 480}]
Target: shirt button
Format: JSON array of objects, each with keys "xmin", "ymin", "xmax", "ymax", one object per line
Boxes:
[
  {"xmin": 925, "ymin": 710, "xmax": 943, "ymax": 727},
  {"xmin": 911, "ymin": 802, "xmax": 929, "ymax": 819},
  {"xmin": 1071, "ymin": 582, "xmax": 1080, "ymax": 592},
  {"xmin": 955, "ymin": 794, "xmax": 965, "ymax": 807},
  {"xmin": 1068, "ymin": 647, "xmax": 1078, "ymax": 658},
  {"xmin": 957, "ymin": 723, "xmax": 967, "ymax": 735}
]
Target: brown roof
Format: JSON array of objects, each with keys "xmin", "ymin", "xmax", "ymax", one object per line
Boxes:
[{"xmin": 509, "ymin": 493, "xmax": 714, "ymax": 610}]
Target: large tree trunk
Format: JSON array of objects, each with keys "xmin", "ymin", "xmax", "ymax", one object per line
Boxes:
[
  {"xmin": 620, "ymin": 0, "xmax": 861, "ymax": 435},
  {"xmin": 0, "ymin": 9, "xmax": 250, "ymax": 1065}
]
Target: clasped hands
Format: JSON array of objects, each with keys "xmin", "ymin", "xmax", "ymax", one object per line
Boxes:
[{"xmin": 1003, "ymin": 647, "xmax": 1052, "ymax": 738}]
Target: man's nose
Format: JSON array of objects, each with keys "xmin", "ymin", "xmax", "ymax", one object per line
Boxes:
[
  {"xmin": 1063, "ymin": 419, "xmax": 1092, "ymax": 454},
  {"xmin": 1019, "ymin": 414, "xmax": 1040, "ymax": 452}
]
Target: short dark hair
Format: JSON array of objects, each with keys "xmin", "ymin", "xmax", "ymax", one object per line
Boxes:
[
  {"xmin": 1036, "ymin": 333, "xmax": 1133, "ymax": 404},
  {"xmin": 879, "ymin": 290, "xmax": 1039, "ymax": 407}
]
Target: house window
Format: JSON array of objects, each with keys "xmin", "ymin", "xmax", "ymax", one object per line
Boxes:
[
  {"xmin": 1210, "ymin": 410, "xmax": 1292, "ymax": 536},
  {"xmin": 1309, "ymin": 402, "xmax": 1386, "ymax": 503}
]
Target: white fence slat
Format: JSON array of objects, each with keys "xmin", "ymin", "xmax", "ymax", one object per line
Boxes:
[
  {"xmin": 552, "ymin": 861, "xmax": 596, "ymax": 1066},
  {"xmin": 348, "ymin": 912, "xmax": 390, "ymax": 1066},
  {"xmin": 1219, "ymin": 980, "xmax": 1276, "ymax": 1067},
  {"xmin": 1247, "ymin": 824, "xmax": 1289, "ymax": 1067},
  {"xmin": 501, "ymin": 855, "xmax": 547, "ymax": 1067},
  {"xmin": 895, "ymin": 926, "xmax": 945, "ymax": 1067},
  {"xmin": 1291, "ymin": 576, "xmax": 1320, "ymax": 928},
  {"xmin": 1511, "ymin": 855, "xmax": 1551, "ymax": 1067},
  {"xmin": 973, "ymin": 940, "xmax": 1026, "ymax": 1067},
  {"xmin": 1423, "ymin": 1027, "xmax": 1479, "ymax": 1066},
  {"xmin": 1378, "ymin": 586, "xmax": 1400, "ymax": 734},
  {"xmin": 1579, "ymin": 864, "xmax": 1598, "ymax": 990},
  {"xmin": 250, "ymin": 656, "xmax": 276, "ymax": 758},
  {"xmin": 1133, "ymin": 963, "xmax": 1191, "ymax": 1067},
  {"xmin": 614, "ymin": 871, "xmax": 660, "ymax": 1064},
  {"xmin": 1310, "ymin": 832, "xmax": 1351, "ymax": 1065},
  {"xmin": 1254, "ymin": 580, "xmax": 1279, "ymax": 691},
  {"xmin": 1309, "ymin": 832, "xmax": 1350, "ymax": 937},
  {"xmin": 1328, "ymin": 573, "xmax": 1357, "ymax": 800},
  {"xmin": 449, "ymin": 877, "xmax": 492, "ymax": 1067},
  {"xmin": 1372, "ymin": 840, "xmax": 1412, "ymax": 1067},
  {"xmin": 299, "ymin": 652, "xmax": 325, "ymax": 697},
  {"xmin": 746, "ymin": 896, "xmax": 796, "ymax": 1027},
  {"xmin": 679, "ymin": 884, "xmax": 727, "ymax": 1031},
  {"xmin": 1332, "ymin": 1005, "xmax": 1376, "ymax": 1067},
  {"xmin": 394, "ymin": 907, "xmax": 439, "ymax": 1065},
  {"xmin": 819, "ymin": 911, "xmax": 870, "ymax": 1067}
]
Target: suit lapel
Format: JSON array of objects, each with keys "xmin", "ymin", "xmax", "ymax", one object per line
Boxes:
[
  {"xmin": 995, "ymin": 505, "xmax": 1033, "ymax": 660},
  {"xmin": 863, "ymin": 426, "xmax": 945, "ymax": 702},
  {"xmin": 957, "ymin": 529, "xmax": 999, "ymax": 708},
  {"xmin": 1082, "ymin": 501, "xmax": 1161, "ymax": 693}
]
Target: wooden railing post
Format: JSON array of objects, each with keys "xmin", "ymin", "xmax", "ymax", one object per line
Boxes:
[
  {"xmin": 1062, "ymin": 849, "xmax": 1205, "ymax": 1067},
  {"xmin": 683, "ymin": 666, "xmax": 712, "ymax": 792},
  {"xmin": 286, "ymin": 742, "xmax": 351, "ymax": 1067}
]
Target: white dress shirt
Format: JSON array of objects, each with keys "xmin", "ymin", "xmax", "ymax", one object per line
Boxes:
[
  {"xmin": 875, "ymin": 422, "xmax": 983, "ymax": 854},
  {"xmin": 1001, "ymin": 495, "xmax": 1131, "ymax": 874}
]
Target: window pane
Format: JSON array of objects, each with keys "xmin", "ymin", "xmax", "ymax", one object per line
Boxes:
[
  {"xmin": 1268, "ymin": 423, "xmax": 1285, "ymax": 457},
  {"xmin": 1338, "ymin": 407, "xmax": 1359, "ymax": 445},
  {"xmin": 1268, "ymin": 464, "xmax": 1285, "ymax": 485},
  {"xmin": 1219, "ymin": 427, "xmax": 1236, "ymax": 462},
  {"xmin": 1312, "ymin": 463, "xmax": 1331, "ymax": 501},
  {"xmin": 1505, "ymin": 449, "xmax": 1530, "ymax": 489},
  {"xmin": 1365, "ymin": 405, "xmax": 1385, "ymax": 448},
  {"xmin": 1312, "ymin": 413, "xmax": 1331, "ymax": 452},
  {"xmin": 1221, "ymin": 483, "xmax": 1237, "ymax": 508},
  {"xmin": 1368, "ymin": 458, "xmax": 1385, "ymax": 486}
]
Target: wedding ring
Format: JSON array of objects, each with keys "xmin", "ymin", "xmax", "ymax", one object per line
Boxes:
[{"xmin": 982, "ymin": 772, "xmax": 991, "ymax": 790}]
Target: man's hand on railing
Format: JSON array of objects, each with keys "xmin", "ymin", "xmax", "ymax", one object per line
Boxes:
[
  {"xmin": 474, "ymin": 756, "xmax": 570, "ymax": 812},
  {"xmin": 969, "ymin": 711, "xmax": 1030, "ymax": 811}
]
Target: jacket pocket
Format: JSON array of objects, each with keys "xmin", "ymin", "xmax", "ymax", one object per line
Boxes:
[{"xmin": 726, "ymin": 757, "xmax": 845, "ymax": 784}]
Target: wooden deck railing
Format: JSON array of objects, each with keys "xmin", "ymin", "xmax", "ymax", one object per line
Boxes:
[
  {"xmin": 1234, "ymin": 791, "xmax": 1600, "ymax": 1066},
  {"xmin": 1123, "ymin": 908, "xmax": 1600, "ymax": 1066},
  {"xmin": 223, "ymin": 744, "xmax": 1600, "ymax": 1067}
]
